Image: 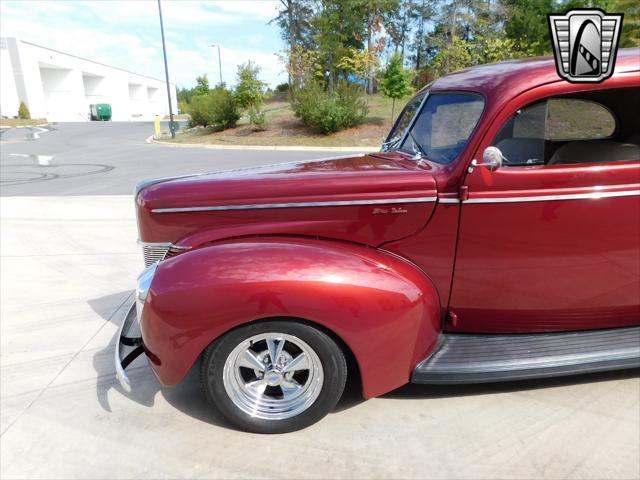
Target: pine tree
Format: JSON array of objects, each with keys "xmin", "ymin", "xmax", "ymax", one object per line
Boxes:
[{"xmin": 378, "ymin": 53, "xmax": 413, "ymax": 122}]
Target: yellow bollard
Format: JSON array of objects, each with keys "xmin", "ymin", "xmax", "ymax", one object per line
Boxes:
[{"xmin": 154, "ymin": 115, "xmax": 161, "ymax": 139}]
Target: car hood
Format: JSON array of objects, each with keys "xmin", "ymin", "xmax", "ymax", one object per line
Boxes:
[{"xmin": 136, "ymin": 153, "xmax": 438, "ymax": 248}]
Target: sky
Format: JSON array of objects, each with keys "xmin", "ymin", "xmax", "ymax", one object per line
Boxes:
[{"xmin": 0, "ymin": 0, "xmax": 287, "ymax": 88}]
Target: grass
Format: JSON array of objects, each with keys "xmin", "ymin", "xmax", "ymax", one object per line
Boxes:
[
  {"xmin": 0, "ymin": 118, "xmax": 47, "ymax": 127},
  {"xmin": 163, "ymin": 114, "xmax": 191, "ymax": 120},
  {"xmin": 161, "ymin": 93, "xmax": 409, "ymax": 148}
]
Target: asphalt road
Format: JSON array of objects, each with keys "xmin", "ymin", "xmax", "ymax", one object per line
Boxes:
[
  {"xmin": 1, "ymin": 123, "xmax": 639, "ymax": 479},
  {"xmin": 0, "ymin": 122, "xmax": 345, "ymax": 196}
]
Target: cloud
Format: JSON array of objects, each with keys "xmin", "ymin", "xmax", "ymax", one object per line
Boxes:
[
  {"xmin": 0, "ymin": 0, "xmax": 286, "ymax": 88},
  {"xmin": 166, "ymin": 43, "xmax": 285, "ymax": 88},
  {"xmin": 83, "ymin": 1, "xmax": 240, "ymax": 26},
  {"xmin": 209, "ymin": 0, "xmax": 280, "ymax": 21}
]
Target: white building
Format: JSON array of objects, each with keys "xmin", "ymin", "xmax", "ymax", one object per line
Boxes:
[{"xmin": 0, "ymin": 37, "xmax": 177, "ymax": 122}]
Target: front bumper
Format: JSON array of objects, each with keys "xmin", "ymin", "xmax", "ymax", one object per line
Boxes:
[
  {"xmin": 115, "ymin": 302, "xmax": 145, "ymax": 392},
  {"xmin": 115, "ymin": 261, "xmax": 158, "ymax": 391}
]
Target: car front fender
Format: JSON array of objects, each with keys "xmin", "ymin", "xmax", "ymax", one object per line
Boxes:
[{"xmin": 141, "ymin": 237, "xmax": 441, "ymax": 398}]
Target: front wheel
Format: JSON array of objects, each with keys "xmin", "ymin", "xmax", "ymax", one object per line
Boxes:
[{"xmin": 201, "ymin": 321, "xmax": 347, "ymax": 433}]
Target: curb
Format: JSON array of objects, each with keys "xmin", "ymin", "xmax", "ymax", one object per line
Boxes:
[
  {"xmin": 0, "ymin": 123, "xmax": 49, "ymax": 129},
  {"xmin": 145, "ymin": 135, "xmax": 379, "ymax": 152}
]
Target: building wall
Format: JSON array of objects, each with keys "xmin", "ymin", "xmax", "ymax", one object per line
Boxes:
[
  {"xmin": 0, "ymin": 37, "xmax": 177, "ymax": 122},
  {"xmin": 0, "ymin": 39, "xmax": 20, "ymax": 118}
]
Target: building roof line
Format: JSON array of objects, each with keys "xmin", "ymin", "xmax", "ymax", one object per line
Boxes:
[{"xmin": 2, "ymin": 37, "xmax": 175, "ymax": 86}]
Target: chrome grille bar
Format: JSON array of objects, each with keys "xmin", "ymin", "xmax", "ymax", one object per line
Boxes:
[
  {"xmin": 141, "ymin": 242, "xmax": 171, "ymax": 267},
  {"xmin": 140, "ymin": 241, "xmax": 191, "ymax": 267}
]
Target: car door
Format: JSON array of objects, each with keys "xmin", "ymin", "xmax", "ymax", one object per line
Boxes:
[{"xmin": 449, "ymin": 81, "xmax": 640, "ymax": 333}]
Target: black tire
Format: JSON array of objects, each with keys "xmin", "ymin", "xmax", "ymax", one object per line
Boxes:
[{"xmin": 201, "ymin": 320, "xmax": 347, "ymax": 434}]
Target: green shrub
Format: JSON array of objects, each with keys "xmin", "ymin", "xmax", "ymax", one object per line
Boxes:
[
  {"xmin": 186, "ymin": 95, "xmax": 211, "ymax": 127},
  {"xmin": 18, "ymin": 102, "xmax": 30, "ymax": 120},
  {"xmin": 249, "ymin": 107, "xmax": 267, "ymax": 131},
  {"xmin": 291, "ymin": 81, "xmax": 368, "ymax": 134},
  {"xmin": 186, "ymin": 87, "xmax": 240, "ymax": 129},
  {"xmin": 275, "ymin": 82, "xmax": 289, "ymax": 93},
  {"xmin": 210, "ymin": 87, "xmax": 240, "ymax": 129}
]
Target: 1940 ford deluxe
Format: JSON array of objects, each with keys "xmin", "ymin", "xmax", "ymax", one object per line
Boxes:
[{"xmin": 118, "ymin": 50, "xmax": 640, "ymax": 433}]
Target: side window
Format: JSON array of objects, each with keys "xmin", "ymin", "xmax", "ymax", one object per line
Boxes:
[
  {"xmin": 493, "ymin": 102, "xmax": 547, "ymax": 166},
  {"xmin": 492, "ymin": 93, "xmax": 639, "ymax": 167},
  {"xmin": 545, "ymin": 99, "xmax": 616, "ymax": 141}
]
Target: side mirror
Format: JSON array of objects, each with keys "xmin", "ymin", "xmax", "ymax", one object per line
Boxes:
[
  {"xmin": 468, "ymin": 146, "xmax": 504, "ymax": 173},
  {"xmin": 483, "ymin": 146, "xmax": 504, "ymax": 170}
]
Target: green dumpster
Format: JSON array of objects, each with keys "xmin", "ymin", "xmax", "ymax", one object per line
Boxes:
[{"xmin": 89, "ymin": 103, "xmax": 112, "ymax": 121}]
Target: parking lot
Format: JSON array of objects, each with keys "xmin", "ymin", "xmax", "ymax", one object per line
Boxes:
[{"xmin": 1, "ymin": 123, "xmax": 639, "ymax": 479}]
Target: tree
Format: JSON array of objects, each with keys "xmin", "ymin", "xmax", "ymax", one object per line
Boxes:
[
  {"xmin": 337, "ymin": 47, "xmax": 380, "ymax": 90},
  {"xmin": 378, "ymin": 53, "xmax": 414, "ymax": 121},
  {"xmin": 177, "ymin": 74, "xmax": 210, "ymax": 107},
  {"xmin": 194, "ymin": 74, "xmax": 210, "ymax": 95},
  {"xmin": 358, "ymin": 0, "xmax": 398, "ymax": 93},
  {"xmin": 272, "ymin": 0, "xmax": 315, "ymax": 84},
  {"xmin": 503, "ymin": 0, "xmax": 554, "ymax": 55},
  {"xmin": 430, "ymin": 36, "xmax": 473, "ymax": 77},
  {"xmin": 312, "ymin": 0, "xmax": 368, "ymax": 91},
  {"xmin": 18, "ymin": 102, "xmax": 30, "ymax": 120},
  {"xmin": 235, "ymin": 61, "xmax": 269, "ymax": 129},
  {"xmin": 384, "ymin": 0, "xmax": 418, "ymax": 55},
  {"xmin": 409, "ymin": 0, "xmax": 435, "ymax": 72},
  {"xmin": 284, "ymin": 45, "xmax": 325, "ymax": 91},
  {"xmin": 607, "ymin": 0, "xmax": 639, "ymax": 47},
  {"xmin": 275, "ymin": 0, "xmax": 393, "ymax": 94}
]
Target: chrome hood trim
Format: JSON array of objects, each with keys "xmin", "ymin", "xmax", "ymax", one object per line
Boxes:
[{"xmin": 152, "ymin": 196, "xmax": 437, "ymax": 213}]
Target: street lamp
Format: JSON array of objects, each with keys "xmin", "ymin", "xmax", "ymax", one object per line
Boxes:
[
  {"xmin": 157, "ymin": 0, "xmax": 175, "ymax": 138},
  {"xmin": 209, "ymin": 44, "xmax": 223, "ymax": 86}
]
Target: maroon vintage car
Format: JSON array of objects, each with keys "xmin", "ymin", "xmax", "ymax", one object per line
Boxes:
[{"xmin": 118, "ymin": 49, "xmax": 640, "ymax": 433}]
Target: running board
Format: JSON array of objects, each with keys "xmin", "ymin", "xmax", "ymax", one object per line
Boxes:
[{"xmin": 412, "ymin": 326, "xmax": 640, "ymax": 384}]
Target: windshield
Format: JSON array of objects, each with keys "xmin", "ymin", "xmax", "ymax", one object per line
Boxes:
[
  {"xmin": 396, "ymin": 93, "xmax": 485, "ymax": 164},
  {"xmin": 381, "ymin": 93, "xmax": 425, "ymax": 151}
]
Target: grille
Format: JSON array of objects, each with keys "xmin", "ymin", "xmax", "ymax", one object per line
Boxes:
[{"xmin": 142, "ymin": 243, "xmax": 171, "ymax": 267}]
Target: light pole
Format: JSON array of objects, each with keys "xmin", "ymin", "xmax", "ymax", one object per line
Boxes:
[
  {"xmin": 210, "ymin": 44, "xmax": 223, "ymax": 86},
  {"xmin": 157, "ymin": 0, "xmax": 175, "ymax": 138}
]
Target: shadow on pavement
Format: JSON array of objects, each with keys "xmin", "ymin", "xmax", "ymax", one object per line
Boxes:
[
  {"xmin": 88, "ymin": 291, "xmax": 235, "ymax": 430},
  {"xmin": 88, "ymin": 291, "xmax": 639, "ymax": 431},
  {"xmin": 383, "ymin": 368, "xmax": 640, "ymax": 400}
]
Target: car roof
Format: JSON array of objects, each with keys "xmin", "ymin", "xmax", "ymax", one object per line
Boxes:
[{"xmin": 425, "ymin": 48, "xmax": 639, "ymax": 100}]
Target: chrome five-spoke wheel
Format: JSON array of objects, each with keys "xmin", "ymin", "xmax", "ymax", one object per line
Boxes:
[
  {"xmin": 201, "ymin": 321, "xmax": 347, "ymax": 433},
  {"xmin": 223, "ymin": 333, "xmax": 324, "ymax": 420}
]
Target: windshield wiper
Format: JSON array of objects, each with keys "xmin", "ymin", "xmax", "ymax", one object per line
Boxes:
[
  {"xmin": 381, "ymin": 136, "xmax": 401, "ymax": 151},
  {"xmin": 407, "ymin": 130, "xmax": 428, "ymax": 161}
]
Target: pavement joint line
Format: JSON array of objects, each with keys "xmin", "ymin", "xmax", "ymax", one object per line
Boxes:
[{"xmin": 0, "ymin": 290, "xmax": 135, "ymax": 438}]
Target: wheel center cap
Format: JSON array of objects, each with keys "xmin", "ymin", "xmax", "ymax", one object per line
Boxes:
[{"xmin": 265, "ymin": 369, "xmax": 283, "ymax": 386}]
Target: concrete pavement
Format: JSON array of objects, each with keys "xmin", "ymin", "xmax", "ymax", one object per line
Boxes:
[
  {"xmin": 0, "ymin": 122, "xmax": 348, "ymax": 196},
  {"xmin": 0, "ymin": 124, "xmax": 639, "ymax": 479}
]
